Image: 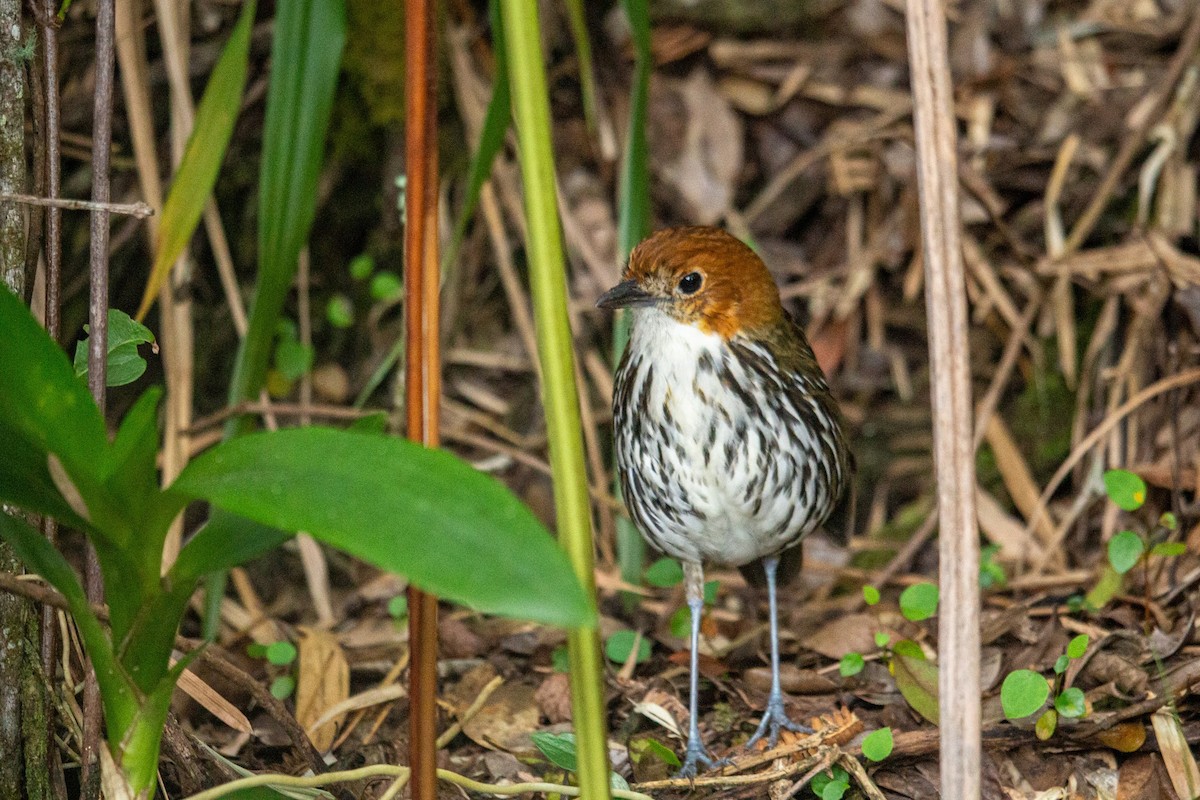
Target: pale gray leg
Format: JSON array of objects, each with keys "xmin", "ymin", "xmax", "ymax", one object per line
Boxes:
[
  {"xmin": 678, "ymin": 561, "xmax": 728, "ymax": 777},
  {"xmin": 746, "ymin": 556, "xmax": 812, "ymax": 749}
]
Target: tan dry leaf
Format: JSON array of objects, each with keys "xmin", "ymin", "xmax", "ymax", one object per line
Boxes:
[
  {"xmin": 1151, "ymin": 707, "xmax": 1200, "ymax": 800},
  {"xmin": 176, "ymin": 666, "xmax": 252, "ymax": 733},
  {"xmin": 805, "ymin": 613, "xmax": 884, "ymax": 659},
  {"xmin": 295, "ymin": 626, "xmax": 350, "ymax": 752},
  {"xmin": 461, "ymin": 681, "xmax": 541, "ymax": 754}
]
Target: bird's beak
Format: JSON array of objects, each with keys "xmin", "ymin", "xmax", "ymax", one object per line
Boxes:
[{"xmin": 596, "ymin": 280, "xmax": 659, "ymax": 310}]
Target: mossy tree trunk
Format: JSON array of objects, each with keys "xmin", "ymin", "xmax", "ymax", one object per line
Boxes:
[{"xmin": 0, "ymin": 3, "xmax": 55, "ymax": 799}]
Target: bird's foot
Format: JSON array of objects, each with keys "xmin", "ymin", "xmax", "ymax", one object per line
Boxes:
[
  {"xmin": 677, "ymin": 736, "xmax": 730, "ymax": 778},
  {"xmin": 745, "ymin": 692, "xmax": 812, "ymax": 750}
]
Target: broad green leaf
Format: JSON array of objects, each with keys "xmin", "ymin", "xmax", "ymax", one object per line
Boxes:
[
  {"xmin": 0, "ymin": 286, "xmax": 108, "ymax": 526},
  {"xmin": 531, "ymin": 731, "xmax": 578, "ymax": 771},
  {"xmin": 839, "ymin": 652, "xmax": 865, "ymax": 677},
  {"xmin": 822, "ymin": 780, "xmax": 849, "ymax": 800},
  {"xmin": 899, "ymin": 582, "xmax": 939, "ymax": 621},
  {"xmin": 892, "ymin": 650, "xmax": 939, "ymax": 724},
  {"xmin": 368, "ymin": 271, "xmax": 403, "ymax": 303},
  {"xmin": 1000, "ymin": 669, "xmax": 1050, "ymax": 720},
  {"xmin": 644, "ymin": 557, "xmax": 683, "ymax": 588},
  {"xmin": 605, "ymin": 630, "xmax": 650, "ymax": 664},
  {"xmin": 270, "ymin": 675, "xmax": 296, "ymax": 700},
  {"xmin": 861, "ymin": 727, "xmax": 893, "ymax": 761},
  {"xmin": 1053, "ymin": 655, "xmax": 1069, "ymax": 675},
  {"xmin": 874, "ymin": 631, "xmax": 890, "ymax": 648},
  {"xmin": 173, "ymin": 428, "xmax": 593, "ymax": 627},
  {"xmin": 229, "ymin": 0, "xmax": 346, "ymax": 428},
  {"xmin": 892, "ymin": 639, "xmax": 925, "ymax": 659},
  {"xmin": 325, "ymin": 294, "xmax": 353, "ymax": 328},
  {"xmin": 136, "ymin": 0, "xmax": 256, "ymax": 322},
  {"xmin": 170, "ymin": 510, "xmax": 293, "ymax": 585},
  {"xmin": 669, "ymin": 605, "xmax": 690, "ymax": 638},
  {"xmin": 862, "ymin": 585, "xmax": 880, "ymax": 605},
  {"xmin": 73, "ymin": 308, "xmax": 156, "ymax": 387},
  {"xmin": 1103, "ymin": 469, "xmax": 1146, "ymax": 511},
  {"xmin": 1108, "ymin": 530, "xmax": 1144, "ymax": 575},
  {"xmin": 1055, "ymin": 687, "xmax": 1086, "ymax": 718},
  {"xmin": 1066, "ymin": 634, "xmax": 1089, "ymax": 660}
]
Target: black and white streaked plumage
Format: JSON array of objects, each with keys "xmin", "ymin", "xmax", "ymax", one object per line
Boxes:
[{"xmin": 599, "ymin": 227, "xmax": 851, "ymax": 776}]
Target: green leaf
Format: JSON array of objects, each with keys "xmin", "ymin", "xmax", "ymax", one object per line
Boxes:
[
  {"xmin": 551, "ymin": 645, "xmax": 570, "ymax": 673},
  {"xmin": 136, "ymin": 0, "xmax": 256, "ymax": 322},
  {"xmin": 266, "ymin": 641, "xmax": 298, "ymax": 666},
  {"xmin": 892, "ymin": 650, "xmax": 939, "ymax": 725},
  {"xmin": 1103, "ymin": 469, "xmax": 1146, "ymax": 511},
  {"xmin": 1066, "ymin": 634, "xmax": 1089, "ymax": 660},
  {"xmin": 170, "ymin": 510, "xmax": 293, "ymax": 586},
  {"xmin": 605, "ymin": 630, "xmax": 651, "ymax": 664},
  {"xmin": 861, "ymin": 727, "xmax": 893, "ymax": 761},
  {"xmin": 229, "ymin": 0, "xmax": 346, "ymax": 427},
  {"xmin": 822, "ymin": 780, "xmax": 849, "ymax": 800},
  {"xmin": 862, "ymin": 585, "xmax": 880, "ymax": 605},
  {"xmin": 812, "ymin": 766, "xmax": 848, "ymax": 798},
  {"xmin": 1000, "ymin": 669, "xmax": 1050, "ymax": 720},
  {"xmin": 325, "ymin": 294, "xmax": 354, "ymax": 328},
  {"xmin": 274, "ymin": 336, "xmax": 313, "ymax": 381},
  {"xmin": 0, "ymin": 513, "xmax": 136, "ymax": 749},
  {"xmin": 387, "ymin": 595, "xmax": 408, "ymax": 619},
  {"xmin": 839, "ymin": 652, "xmax": 864, "ymax": 677},
  {"xmin": 644, "ymin": 558, "xmax": 683, "ymax": 588},
  {"xmin": 1053, "ymin": 655, "xmax": 1069, "ymax": 675},
  {"xmin": 1054, "ymin": 687, "xmax": 1086, "ymax": 718},
  {"xmin": 703, "ymin": 580, "xmax": 719, "ymax": 605},
  {"xmin": 1035, "ymin": 708, "xmax": 1058, "ymax": 739},
  {"xmin": 616, "ymin": 0, "xmax": 650, "ymax": 261},
  {"xmin": 892, "ymin": 639, "xmax": 925, "ymax": 660},
  {"xmin": 1108, "ymin": 530, "xmax": 1145, "ymax": 575},
  {"xmin": 173, "ymin": 428, "xmax": 593, "ymax": 627},
  {"xmin": 628, "ymin": 736, "xmax": 680, "ymax": 768},
  {"xmin": 1160, "ymin": 511, "xmax": 1179, "ymax": 531},
  {"xmin": 1151, "ymin": 541, "xmax": 1187, "ymax": 557},
  {"xmin": 1084, "ymin": 564, "xmax": 1121, "ymax": 609},
  {"xmin": 899, "ymin": 582, "xmax": 939, "ymax": 621},
  {"xmin": 369, "ymin": 271, "xmax": 402, "ymax": 303},
  {"xmin": 531, "ymin": 731, "xmax": 578, "ymax": 771},
  {"xmin": 73, "ymin": 308, "xmax": 156, "ymax": 387},
  {"xmin": 442, "ymin": 0, "xmax": 512, "ymax": 276},
  {"xmin": 873, "ymin": 632, "xmax": 890, "ymax": 649},
  {"xmin": 348, "ymin": 253, "xmax": 374, "ymax": 280},
  {"xmin": 270, "ymin": 675, "xmax": 296, "ymax": 699},
  {"xmin": 669, "ymin": 606, "xmax": 690, "ymax": 639}
]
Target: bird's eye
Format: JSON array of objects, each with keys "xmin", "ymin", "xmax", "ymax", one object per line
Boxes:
[{"xmin": 677, "ymin": 272, "xmax": 703, "ymax": 295}]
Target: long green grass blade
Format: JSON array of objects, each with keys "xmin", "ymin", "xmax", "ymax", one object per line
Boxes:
[
  {"xmin": 614, "ymin": 0, "xmax": 652, "ymax": 594},
  {"xmin": 135, "ymin": 0, "xmax": 256, "ymax": 322},
  {"xmin": 443, "ymin": 0, "xmax": 510, "ymax": 272},
  {"xmin": 562, "ymin": 0, "xmax": 599, "ymax": 137},
  {"xmin": 497, "ymin": 0, "xmax": 611, "ymax": 795},
  {"xmin": 227, "ymin": 0, "xmax": 346, "ymax": 429}
]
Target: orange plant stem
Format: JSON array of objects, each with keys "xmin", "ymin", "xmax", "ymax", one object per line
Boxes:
[{"xmin": 404, "ymin": 0, "xmax": 440, "ymax": 795}]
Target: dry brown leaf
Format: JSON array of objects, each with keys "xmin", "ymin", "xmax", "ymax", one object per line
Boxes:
[
  {"xmin": 462, "ymin": 681, "xmax": 541, "ymax": 754},
  {"xmin": 176, "ymin": 666, "xmax": 252, "ymax": 733},
  {"xmin": 805, "ymin": 613, "xmax": 885, "ymax": 659},
  {"xmin": 534, "ymin": 673, "xmax": 573, "ymax": 724},
  {"xmin": 294, "ymin": 626, "xmax": 350, "ymax": 752},
  {"xmin": 1151, "ymin": 707, "xmax": 1200, "ymax": 800}
]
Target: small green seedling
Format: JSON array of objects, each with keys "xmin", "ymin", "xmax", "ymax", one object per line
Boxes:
[
  {"xmin": 811, "ymin": 764, "xmax": 851, "ymax": 799},
  {"xmin": 979, "ymin": 544, "xmax": 1007, "ymax": 589},
  {"xmin": 605, "ymin": 630, "xmax": 651, "ymax": 666},
  {"xmin": 898, "ymin": 582, "xmax": 939, "ymax": 621},
  {"xmin": 530, "ymin": 731, "xmax": 632, "ymax": 792},
  {"xmin": 1089, "ymin": 470, "xmax": 1186, "ymax": 611},
  {"xmin": 1001, "ymin": 634, "xmax": 1090, "ymax": 738},
  {"xmin": 644, "ymin": 557, "xmax": 683, "ymax": 588},
  {"xmin": 247, "ymin": 640, "xmax": 299, "ymax": 699},
  {"xmin": 861, "ymin": 727, "xmax": 894, "ymax": 762}
]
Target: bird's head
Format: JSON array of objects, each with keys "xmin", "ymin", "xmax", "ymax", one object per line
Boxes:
[{"xmin": 596, "ymin": 227, "xmax": 785, "ymax": 340}]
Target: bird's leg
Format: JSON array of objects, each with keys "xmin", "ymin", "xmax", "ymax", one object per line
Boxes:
[
  {"xmin": 678, "ymin": 561, "xmax": 728, "ymax": 778},
  {"xmin": 745, "ymin": 555, "xmax": 812, "ymax": 749}
]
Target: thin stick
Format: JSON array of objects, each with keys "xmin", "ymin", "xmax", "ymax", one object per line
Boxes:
[
  {"xmin": 904, "ymin": 1, "xmax": 980, "ymax": 797},
  {"xmin": 81, "ymin": 1, "xmax": 117, "ymax": 795},
  {"xmin": 0, "ymin": 191, "xmax": 153, "ymax": 217},
  {"xmin": 404, "ymin": 0, "xmax": 441, "ymax": 795}
]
